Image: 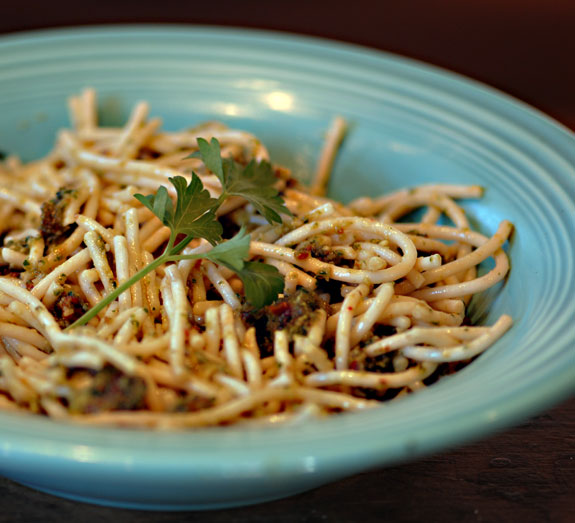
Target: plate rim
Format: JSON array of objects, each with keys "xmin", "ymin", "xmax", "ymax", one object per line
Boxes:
[{"xmin": 1, "ymin": 23, "xmax": 574, "ymax": 135}]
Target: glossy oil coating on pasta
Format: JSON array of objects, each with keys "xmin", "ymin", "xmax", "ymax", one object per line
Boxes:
[{"xmin": 0, "ymin": 90, "xmax": 512, "ymax": 428}]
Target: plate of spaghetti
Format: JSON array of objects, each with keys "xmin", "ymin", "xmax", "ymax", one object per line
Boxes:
[{"xmin": 0, "ymin": 26, "xmax": 573, "ymax": 510}]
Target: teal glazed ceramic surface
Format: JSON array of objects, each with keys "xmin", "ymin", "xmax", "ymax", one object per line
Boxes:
[{"xmin": 0, "ymin": 26, "xmax": 573, "ymax": 510}]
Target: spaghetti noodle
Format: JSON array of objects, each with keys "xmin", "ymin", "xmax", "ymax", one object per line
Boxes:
[{"xmin": 0, "ymin": 89, "xmax": 513, "ymax": 428}]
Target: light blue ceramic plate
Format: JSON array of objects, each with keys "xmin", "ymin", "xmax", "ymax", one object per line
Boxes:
[{"xmin": 0, "ymin": 26, "xmax": 573, "ymax": 510}]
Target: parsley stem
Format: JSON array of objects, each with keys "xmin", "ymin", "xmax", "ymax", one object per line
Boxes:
[
  {"xmin": 165, "ymin": 253, "xmax": 204, "ymax": 263},
  {"xmin": 170, "ymin": 234, "xmax": 195, "ymax": 255},
  {"xmin": 65, "ymin": 254, "xmax": 169, "ymax": 330},
  {"xmin": 65, "ymin": 233, "xmax": 206, "ymax": 330},
  {"xmin": 165, "ymin": 231, "xmax": 177, "ymax": 253},
  {"xmin": 65, "ymin": 242, "xmax": 208, "ymax": 330}
]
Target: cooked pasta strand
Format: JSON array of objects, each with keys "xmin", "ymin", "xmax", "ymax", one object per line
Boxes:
[{"xmin": 0, "ymin": 90, "xmax": 513, "ymax": 427}]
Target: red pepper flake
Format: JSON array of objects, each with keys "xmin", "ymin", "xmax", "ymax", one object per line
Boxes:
[
  {"xmin": 336, "ymin": 227, "xmax": 344, "ymax": 235},
  {"xmin": 295, "ymin": 251, "xmax": 310, "ymax": 260},
  {"xmin": 347, "ymin": 306, "xmax": 353, "ymax": 311},
  {"xmin": 268, "ymin": 301, "xmax": 291, "ymax": 316}
]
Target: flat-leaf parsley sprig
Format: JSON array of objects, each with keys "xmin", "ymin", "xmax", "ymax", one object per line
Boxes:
[{"xmin": 66, "ymin": 139, "xmax": 289, "ymax": 329}]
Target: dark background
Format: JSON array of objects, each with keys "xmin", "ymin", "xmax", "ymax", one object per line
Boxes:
[
  {"xmin": 1, "ymin": 0, "xmax": 574, "ymax": 130},
  {"xmin": 0, "ymin": 1, "xmax": 574, "ymax": 521}
]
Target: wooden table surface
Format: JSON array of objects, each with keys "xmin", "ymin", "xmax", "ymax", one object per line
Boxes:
[{"xmin": 0, "ymin": 1, "xmax": 573, "ymax": 521}]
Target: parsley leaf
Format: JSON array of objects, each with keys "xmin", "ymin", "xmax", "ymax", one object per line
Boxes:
[
  {"xmin": 202, "ymin": 227, "xmax": 250, "ymax": 272},
  {"xmin": 199, "ymin": 229, "xmax": 284, "ymax": 307},
  {"xmin": 135, "ymin": 174, "xmax": 222, "ymax": 246},
  {"xmin": 237, "ymin": 261, "xmax": 285, "ymax": 309},
  {"xmin": 193, "ymin": 137, "xmax": 291, "ymax": 224},
  {"xmin": 134, "ymin": 184, "xmax": 172, "ymax": 225},
  {"xmin": 225, "ymin": 159, "xmax": 290, "ymax": 224},
  {"xmin": 196, "ymin": 137, "xmax": 224, "ymax": 182}
]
